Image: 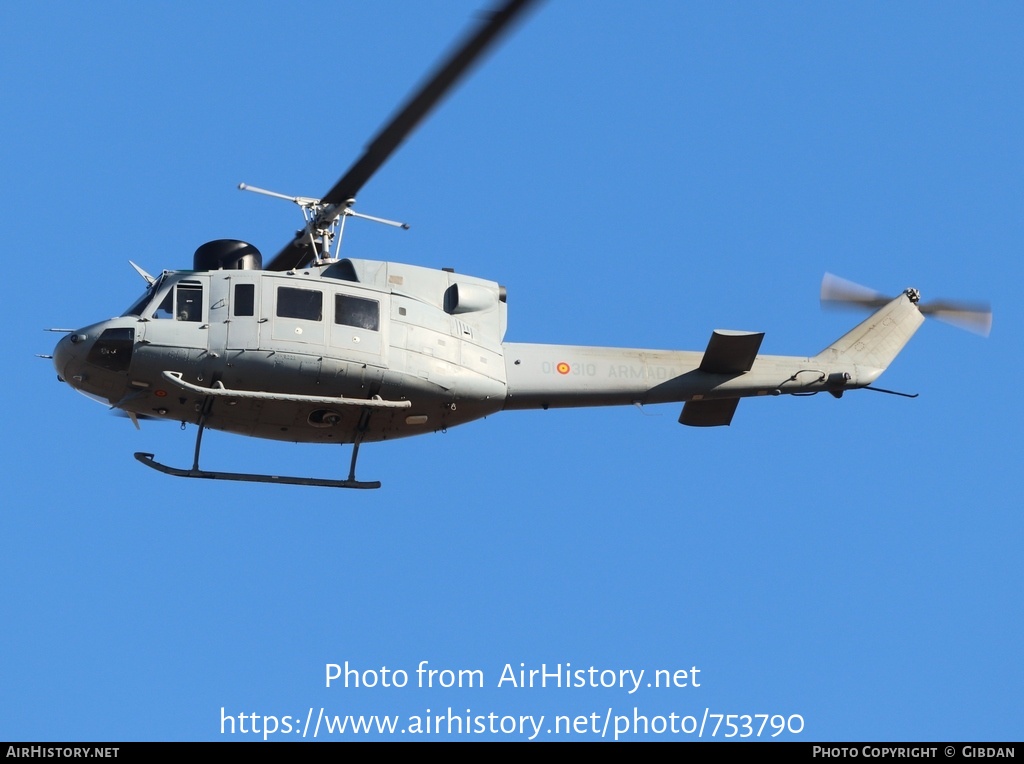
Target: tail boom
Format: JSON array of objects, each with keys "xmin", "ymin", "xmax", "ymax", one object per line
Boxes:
[{"xmin": 501, "ymin": 293, "xmax": 924, "ymax": 424}]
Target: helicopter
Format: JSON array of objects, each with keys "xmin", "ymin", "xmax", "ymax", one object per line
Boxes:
[{"xmin": 49, "ymin": 0, "xmax": 991, "ymax": 490}]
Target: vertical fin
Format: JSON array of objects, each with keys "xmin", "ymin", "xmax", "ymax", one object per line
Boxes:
[{"xmin": 815, "ymin": 293, "xmax": 924, "ymax": 371}]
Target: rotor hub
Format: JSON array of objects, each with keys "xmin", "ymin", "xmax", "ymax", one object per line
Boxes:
[{"xmin": 904, "ymin": 287, "xmax": 921, "ymax": 304}]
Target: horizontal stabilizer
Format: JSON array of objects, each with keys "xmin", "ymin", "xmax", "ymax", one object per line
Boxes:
[
  {"xmin": 698, "ymin": 330, "xmax": 765, "ymax": 374},
  {"xmin": 679, "ymin": 398, "xmax": 740, "ymax": 427}
]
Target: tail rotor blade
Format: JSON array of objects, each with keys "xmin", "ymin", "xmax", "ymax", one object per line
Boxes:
[
  {"xmin": 820, "ymin": 273, "xmax": 993, "ymax": 337},
  {"xmin": 921, "ymin": 300, "xmax": 993, "ymax": 336},
  {"xmin": 820, "ymin": 273, "xmax": 889, "ymax": 310}
]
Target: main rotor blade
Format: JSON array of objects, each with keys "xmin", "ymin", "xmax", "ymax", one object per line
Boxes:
[
  {"xmin": 266, "ymin": 0, "xmax": 540, "ymax": 272},
  {"xmin": 322, "ymin": 0, "xmax": 539, "ymax": 209}
]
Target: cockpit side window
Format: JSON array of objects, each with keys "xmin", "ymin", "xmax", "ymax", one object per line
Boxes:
[
  {"xmin": 176, "ymin": 283, "xmax": 203, "ymax": 322},
  {"xmin": 150, "ymin": 281, "xmax": 204, "ymax": 321},
  {"xmin": 153, "ymin": 291, "xmax": 174, "ymax": 319}
]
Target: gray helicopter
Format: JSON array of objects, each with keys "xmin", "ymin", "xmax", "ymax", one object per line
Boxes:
[{"xmin": 49, "ymin": 0, "xmax": 990, "ymax": 489}]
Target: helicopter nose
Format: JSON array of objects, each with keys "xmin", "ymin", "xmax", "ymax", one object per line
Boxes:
[
  {"xmin": 53, "ymin": 330, "xmax": 88, "ymax": 385},
  {"xmin": 53, "ymin": 322, "xmax": 136, "ymax": 401}
]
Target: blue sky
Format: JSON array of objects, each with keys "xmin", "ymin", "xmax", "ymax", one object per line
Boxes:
[{"xmin": 3, "ymin": 1, "xmax": 1021, "ymax": 741}]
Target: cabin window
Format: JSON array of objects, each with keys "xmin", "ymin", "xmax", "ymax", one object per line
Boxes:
[
  {"xmin": 277, "ymin": 287, "xmax": 322, "ymax": 321},
  {"xmin": 233, "ymin": 283, "xmax": 255, "ymax": 317},
  {"xmin": 335, "ymin": 294, "xmax": 379, "ymax": 331}
]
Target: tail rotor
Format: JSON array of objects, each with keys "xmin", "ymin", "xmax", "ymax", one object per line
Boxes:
[{"xmin": 821, "ymin": 273, "xmax": 992, "ymax": 337}]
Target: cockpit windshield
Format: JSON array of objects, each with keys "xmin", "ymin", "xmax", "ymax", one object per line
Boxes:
[
  {"xmin": 122, "ymin": 273, "xmax": 169, "ymax": 317},
  {"xmin": 120, "ymin": 274, "xmax": 204, "ymax": 322},
  {"xmin": 122, "ymin": 280, "xmax": 160, "ymax": 317}
]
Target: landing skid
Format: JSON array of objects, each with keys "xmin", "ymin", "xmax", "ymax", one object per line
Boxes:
[
  {"xmin": 133, "ymin": 401, "xmax": 381, "ymax": 489},
  {"xmin": 133, "ymin": 452, "xmax": 381, "ymax": 489}
]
